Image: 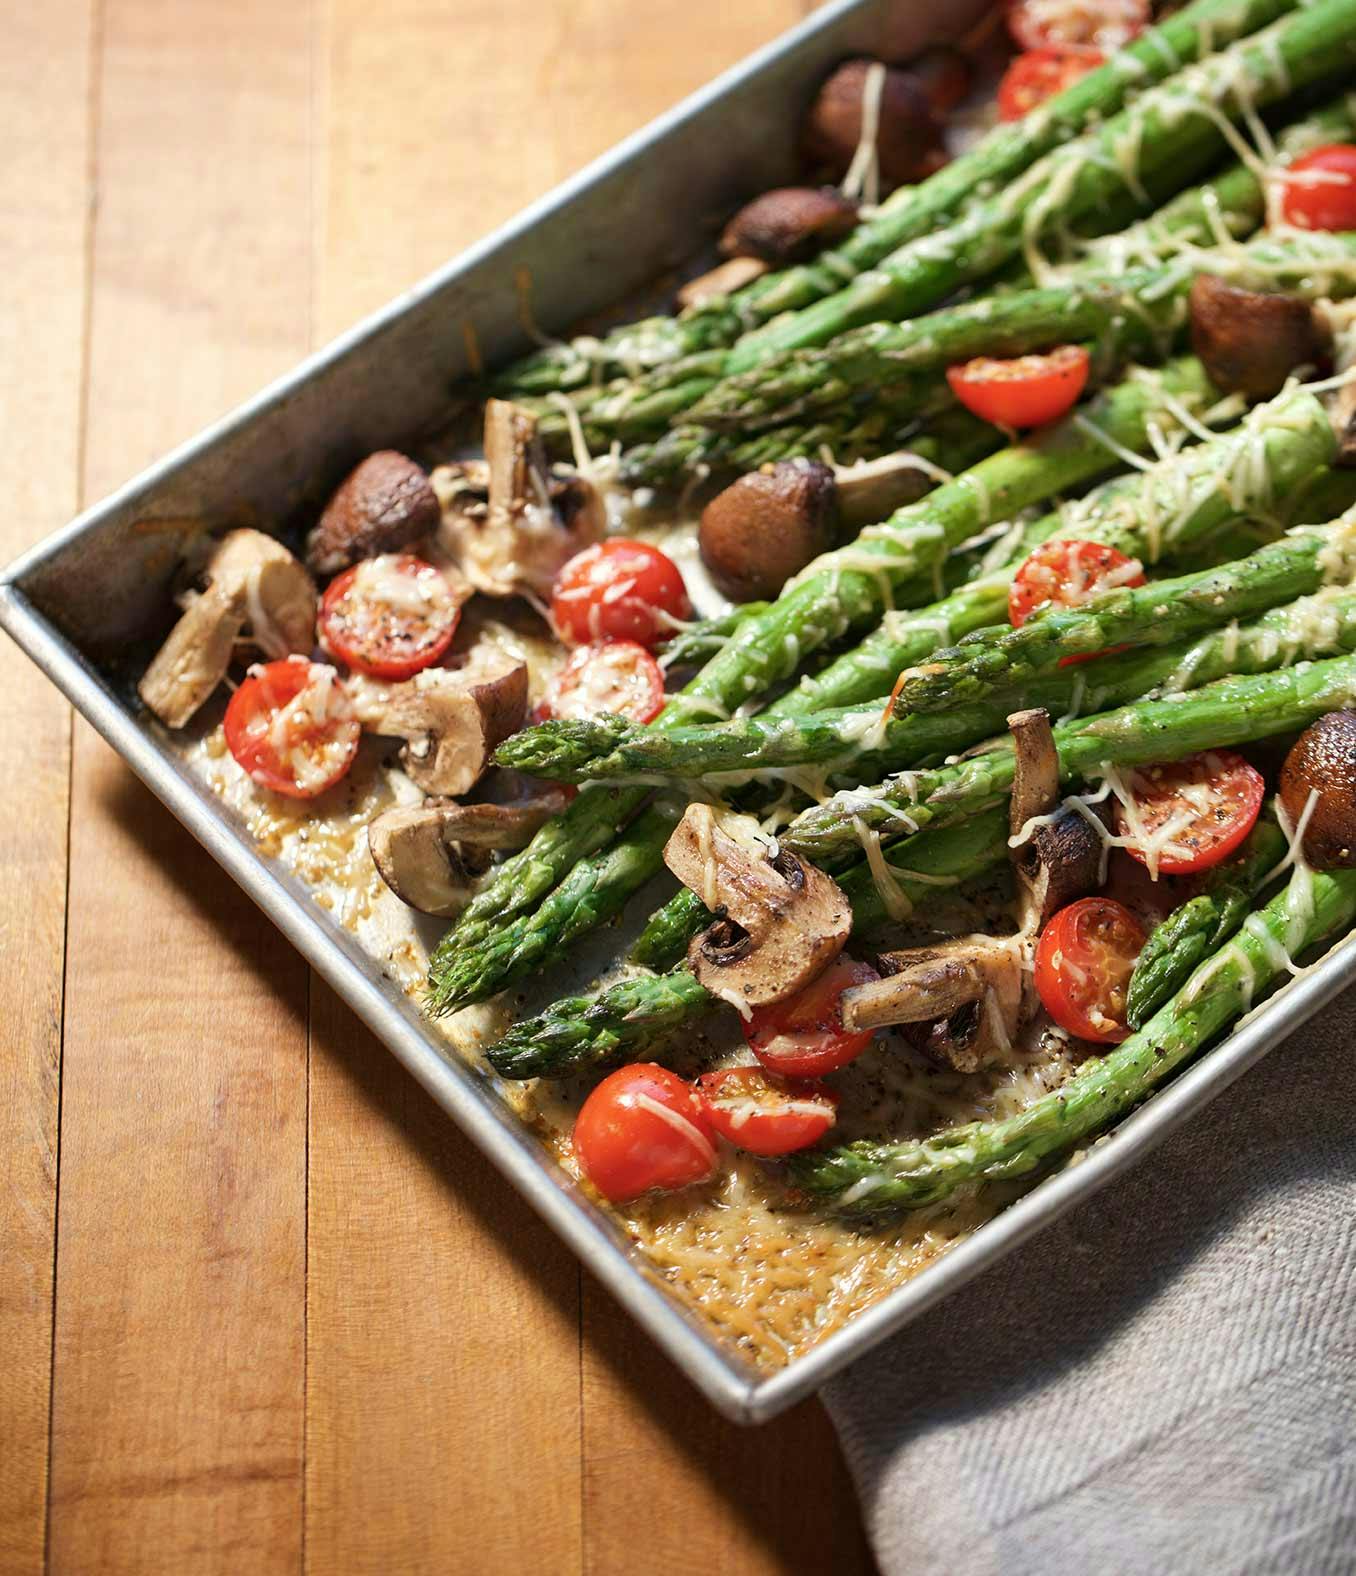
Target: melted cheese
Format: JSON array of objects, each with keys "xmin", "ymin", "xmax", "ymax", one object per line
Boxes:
[{"xmin": 840, "ymin": 62, "xmax": 887, "ymax": 209}]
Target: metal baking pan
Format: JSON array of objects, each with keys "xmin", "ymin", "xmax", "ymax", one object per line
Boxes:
[{"xmin": 6, "ymin": 0, "xmax": 1355, "ymax": 1425}]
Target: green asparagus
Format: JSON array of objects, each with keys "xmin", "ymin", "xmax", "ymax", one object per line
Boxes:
[
  {"xmin": 728, "ymin": 2, "xmax": 1356, "ymax": 370},
  {"xmin": 888, "ymin": 523, "xmax": 1347, "ymax": 720},
  {"xmin": 1125, "ymin": 818, "xmax": 1288, "ymax": 1028},
  {"xmin": 658, "ymin": 604, "xmax": 770, "ymax": 670},
  {"xmin": 497, "ymin": 590, "xmax": 1356, "ymax": 783},
  {"xmin": 428, "ymin": 360, "xmax": 1217, "ymax": 1010},
  {"xmin": 489, "ymin": 0, "xmax": 1301, "ymax": 398},
  {"xmin": 686, "ymin": 232, "xmax": 1356, "ymax": 434},
  {"xmin": 485, "ymin": 811, "xmax": 1012, "ymax": 1080},
  {"xmin": 785, "ymin": 650, "xmax": 1356, "ymax": 865},
  {"xmin": 762, "ymin": 383, "xmax": 1339, "ymax": 718},
  {"xmin": 618, "ymin": 401, "xmax": 1000, "ymax": 494},
  {"xmin": 790, "ymin": 866, "xmax": 1356, "ymax": 1214}
]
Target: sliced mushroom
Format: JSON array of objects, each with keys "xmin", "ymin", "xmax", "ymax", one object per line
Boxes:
[
  {"xmin": 699, "ymin": 459, "xmax": 838, "ymax": 602},
  {"xmin": 905, "ymin": 989, "xmax": 1021, "ymax": 1076},
  {"xmin": 1007, "ymin": 708, "xmax": 1103, "ymax": 931},
  {"xmin": 1331, "ymin": 375, "xmax": 1356, "ymax": 468},
  {"xmin": 138, "ymin": 528, "xmax": 316, "ymax": 728},
  {"xmin": 663, "ymin": 804, "xmax": 851, "ymax": 1009},
  {"xmin": 836, "ymin": 709, "xmax": 1103, "ymax": 1070},
  {"xmin": 370, "ymin": 650, "xmax": 528, "ymax": 795},
  {"xmin": 840, "ymin": 937, "xmax": 1027, "ymax": 1073},
  {"xmin": 306, "ymin": 450, "xmax": 440, "ymax": 576},
  {"xmin": 801, "ymin": 59, "xmax": 944, "ymax": 190},
  {"xmin": 1279, "ymin": 710, "xmax": 1356, "ymax": 868},
  {"xmin": 1189, "ymin": 274, "xmax": 1328, "ymax": 400},
  {"xmin": 719, "ymin": 188, "xmax": 859, "ymax": 266},
  {"xmin": 437, "ymin": 400, "xmax": 603, "ymax": 599},
  {"xmin": 368, "ymin": 796, "xmax": 566, "ymax": 916},
  {"xmin": 675, "ymin": 256, "xmax": 769, "ymax": 312}
]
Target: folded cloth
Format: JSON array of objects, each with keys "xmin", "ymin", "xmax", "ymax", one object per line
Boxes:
[{"xmin": 823, "ymin": 991, "xmax": 1356, "ymax": 1575}]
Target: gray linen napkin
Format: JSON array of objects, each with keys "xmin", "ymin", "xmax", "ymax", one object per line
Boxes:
[{"xmin": 823, "ymin": 992, "xmax": 1356, "ymax": 1575}]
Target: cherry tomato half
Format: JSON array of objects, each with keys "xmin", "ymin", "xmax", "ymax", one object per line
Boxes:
[
  {"xmin": 551, "ymin": 539, "xmax": 691, "ymax": 649},
  {"xmin": 695, "ymin": 1066, "xmax": 838, "ymax": 1157},
  {"xmin": 1035, "ymin": 897, "xmax": 1146, "ymax": 1044},
  {"xmin": 947, "ymin": 345, "xmax": 1090, "ymax": 430},
  {"xmin": 744, "ymin": 958, "xmax": 880, "ymax": 1079},
  {"xmin": 573, "ymin": 1063, "xmax": 717, "ymax": 1203},
  {"xmin": 318, "ymin": 554, "xmax": 462, "ymax": 680},
  {"xmin": 1008, "ymin": 538, "xmax": 1146, "ymax": 664},
  {"xmin": 1280, "ymin": 145, "xmax": 1356, "ymax": 233},
  {"xmin": 998, "ymin": 49, "xmax": 1102, "ymax": 120},
  {"xmin": 223, "ymin": 657, "xmax": 361, "ymax": 799},
  {"xmin": 1007, "ymin": 0, "xmax": 1146, "ymax": 55},
  {"xmin": 1112, "ymin": 750, "xmax": 1265, "ymax": 877},
  {"xmin": 545, "ymin": 641, "xmax": 665, "ymax": 724}
]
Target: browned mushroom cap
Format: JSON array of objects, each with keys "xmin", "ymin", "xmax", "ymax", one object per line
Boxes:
[
  {"xmin": 1189, "ymin": 275, "xmax": 1328, "ymax": 400},
  {"xmin": 368, "ymin": 796, "xmax": 567, "ymax": 916},
  {"xmin": 801, "ymin": 59, "xmax": 942, "ymax": 189},
  {"xmin": 138, "ymin": 529, "xmax": 316, "ymax": 728},
  {"xmin": 699, "ymin": 459, "xmax": 838, "ymax": 603},
  {"xmin": 306, "ymin": 451, "xmax": 440, "ymax": 577},
  {"xmin": 840, "ymin": 937, "xmax": 1026, "ymax": 1073},
  {"xmin": 1006, "ymin": 708, "xmax": 1103, "ymax": 930},
  {"xmin": 1017, "ymin": 810, "xmax": 1105, "ymax": 932},
  {"xmin": 908, "ymin": 47, "xmax": 974, "ymax": 118},
  {"xmin": 1279, "ymin": 710, "xmax": 1356, "ymax": 868},
  {"xmin": 663, "ymin": 804, "xmax": 851, "ymax": 1010},
  {"xmin": 437, "ymin": 400, "xmax": 604, "ymax": 599},
  {"xmin": 370, "ymin": 649, "xmax": 529, "ymax": 796},
  {"xmin": 719, "ymin": 188, "xmax": 859, "ymax": 266}
]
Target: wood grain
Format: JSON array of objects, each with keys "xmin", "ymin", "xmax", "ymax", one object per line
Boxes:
[
  {"xmin": 305, "ymin": 5, "xmax": 595, "ymax": 1570},
  {"xmin": 303, "ymin": 4, "xmax": 869, "ymax": 1574},
  {"xmin": 0, "ymin": 4, "xmax": 93, "ymax": 1570},
  {"xmin": 47, "ymin": 1, "xmax": 314, "ymax": 1570},
  {"xmin": 10, "ymin": 1, "xmax": 876, "ymax": 1569},
  {"xmin": 581, "ymin": 1284, "xmax": 874, "ymax": 1576}
]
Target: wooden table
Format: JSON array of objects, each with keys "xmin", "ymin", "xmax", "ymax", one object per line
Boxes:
[{"xmin": 1, "ymin": 1, "xmax": 877, "ymax": 1570}]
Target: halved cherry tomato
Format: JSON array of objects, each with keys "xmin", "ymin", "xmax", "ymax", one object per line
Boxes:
[
  {"xmin": 744, "ymin": 958, "xmax": 880, "ymax": 1079},
  {"xmin": 223, "ymin": 657, "xmax": 361, "ymax": 799},
  {"xmin": 545, "ymin": 641, "xmax": 665, "ymax": 724},
  {"xmin": 1112, "ymin": 751, "xmax": 1265, "ymax": 876},
  {"xmin": 1008, "ymin": 538, "xmax": 1146, "ymax": 664},
  {"xmin": 946, "ymin": 345, "xmax": 1090, "ymax": 430},
  {"xmin": 695, "ymin": 1066, "xmax": 838, "ymax": 1157},
  {"xmin": 1009, "ymin": 539, "xmax": 1145, "ymax": 627},
  {"xmin": 318, "ymin": 554, "xmax": 462, "ymax": 680},
  {"xmin": 998, "ymin": 49, "xmax": 1102, "ymax": 120},
  {"xmin": 551, "ymin": 539, "xmax": 691, "ymax": 649},
  {"xmin": 1035, "ymin": 897, "xmax": 1145, "ymax": 1044},
  {"xmin": 573, "ymin": 1063, "xmax": 717, "ymax": 1203},
  {"xmin": 1280, "ymin": 145, "xmax": 1356, "ymax": 233},
  {"xmin": 1007, "ymin": 0, "xmax": 1147, "ymax": 55}
]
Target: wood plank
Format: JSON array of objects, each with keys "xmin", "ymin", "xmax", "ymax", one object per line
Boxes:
[
  {"xmin": 303, "ymin": 991, "xmax": 585, "ymax": 1576},
  {"xmin": 47, "ymin": 1, "xmax": 315, "ymax": 1570},
  {"xmin": 0, "ymin": 3, "xmax": 94, "ymax": 1570},
  {"xmin": 581, "ymin": 1286, "xmax": 875, "ymax": 1576},
  {"xmin": 301, "ymin": 3, "xmax": 826, "ymax": 1576}
]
